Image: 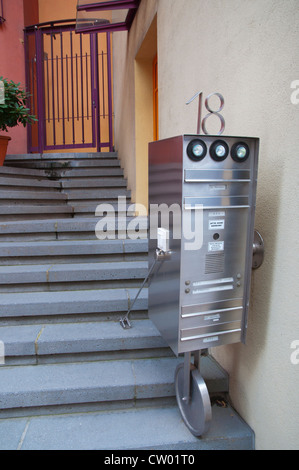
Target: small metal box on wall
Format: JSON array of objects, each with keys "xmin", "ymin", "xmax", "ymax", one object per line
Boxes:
[{"xmin": 148, "ymin": 134, "xmax": 259, "ymax": 357}]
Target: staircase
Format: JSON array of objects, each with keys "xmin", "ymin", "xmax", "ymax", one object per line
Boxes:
[{"xmin": 0, "ymin": 152, "xmax": 254, "ymax": 450}]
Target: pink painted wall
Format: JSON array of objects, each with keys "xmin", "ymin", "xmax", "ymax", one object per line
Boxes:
[{"xmin": 0, "ymin": 0, "xmax": 27, "ymax": 154}]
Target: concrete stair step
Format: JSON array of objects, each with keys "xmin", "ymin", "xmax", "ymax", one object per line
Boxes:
[
  {"xmin": 7, "ymin": 160, "xmax": 122, "ymax": 173},
  {"xmin": 0, "ymin": 165, "xmax": 50, "ymax": 179},
  {"xmin": 0, "ymin": 261, "xmax": 148, "ymax": 291},
  {"xmin": 0, "ymin": 176, "xmax": 60, "ymax": 190},
  {"xmin": 0, "ymin": 217, "xmax": 148, "ymax": 241},
  {"xmin": 58, "ymin": 160, "xmax": 121, "ymax": 168},
  {"xmin": 61, "ymin": 178, "xmax": 127, "ymax": 189},
  {"xmin": 0, "ymin": 205, "xmax": 73, "ymax": 221},
  {"xmin": 5, "ymin": 152, "xmax": 118, "ymax": 162},
  {"xmin": 59, "ymin": 168, "xmax": 124, "ymax": 178},
  {"xmin": 65, "ymin": 189, "xmax": 130, "ymax": 201},
  {"xmin": 0, "ymin": 190, "xmax": 67, "ymax": 201},
  {"xmin": 5, "ymin": 160, "xmax": 123, "ymax": 180},
  {"xmin": 0, "ymin": 404, "xmax": 254, "ymax": 450},
  {"xmin": 0, "ymin": 287, "xmax": 147, "ymax": 320},
  {"xmin": 72, "ymin": 202, "xmax": 135, "ymax": 217},
  {"xmin": 0, "ymin": 239, "xmax": 148, "ymax": 265},
  {"xmin": 0, "ymin": 355, "xmax": 228, "ymax": 417},
  {"xmin": 0, "ymin": 319, "xmax": 167, "ymax": 364}
]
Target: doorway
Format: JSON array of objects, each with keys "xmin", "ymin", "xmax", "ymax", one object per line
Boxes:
[
  {"xmin": 134, "ymin": 15, "xmax": 157, "ymax": 210},
  {"xmin": 24, "ymin": 21, "xmax": 113, "ymax": 153}
]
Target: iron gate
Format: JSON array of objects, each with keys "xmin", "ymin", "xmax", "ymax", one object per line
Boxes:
[{"xmin": 24, "ymin": 21, "xmax": 113, "ymax": 153}]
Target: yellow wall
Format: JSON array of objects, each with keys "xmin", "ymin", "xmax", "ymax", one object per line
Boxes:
[
  {"xmin": 134, "ymin": 17, "xmax": 157, "ymax": 211},
  {"xmin": 113, "ymin": 0, "xmax": 158, "ymax": 208},
  {"xmin": 38, "ymin": 0, "xmax": 77, "ymax": 23}
]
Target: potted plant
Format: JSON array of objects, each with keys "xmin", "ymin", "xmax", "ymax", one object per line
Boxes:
[{"xmin": 0, "ymin": 76, "xmax": 36, "ymax": 165}]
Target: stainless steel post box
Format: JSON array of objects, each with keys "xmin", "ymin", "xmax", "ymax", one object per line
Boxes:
[{"xmin": 148, "ymin": 134, "xmax": 260, "ymax": 435}]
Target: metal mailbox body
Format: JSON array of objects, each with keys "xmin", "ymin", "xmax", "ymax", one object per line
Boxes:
[{"xmin": 148, "ymin": 135, "xmax": 259, "ymax": 357}]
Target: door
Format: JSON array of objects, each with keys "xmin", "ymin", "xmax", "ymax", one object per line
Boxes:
[{"xmin": 25, "ymin": 23, "xmax": 113, "ymax": 153}]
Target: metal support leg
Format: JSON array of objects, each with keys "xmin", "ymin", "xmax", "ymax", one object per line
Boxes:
[
  {"xmin": 175, "ymin": 350, "xmax": 212, "ymax": 437},
  {"xmin": 193, "ymin": 350, "xmax": 201, "ymax": 372},
  {"xmin": 182, "ymin": 352, "xmax": 192, "ymax": 404}
]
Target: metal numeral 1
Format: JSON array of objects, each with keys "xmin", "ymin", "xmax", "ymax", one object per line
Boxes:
[{"xmin": 186, "ymin": 91, "xmax": 225, "ymax": 135}]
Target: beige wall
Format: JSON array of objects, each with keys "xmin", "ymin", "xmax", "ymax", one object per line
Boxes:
[
  {"xmin": 156, "ymin": 0, "xmax": 299, "ymax": 450},
  {"xmin": 113, "ymin": 0, "xmax": 299, "ymax": 449}
]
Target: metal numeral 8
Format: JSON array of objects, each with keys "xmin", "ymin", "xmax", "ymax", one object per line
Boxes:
[{"xmin": 186, "ymin": 91, "xmax": 226, "ymax": 136}]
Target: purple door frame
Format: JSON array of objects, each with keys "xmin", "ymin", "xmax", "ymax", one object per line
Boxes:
[{"xmin": 24, "ymin": 22, "xmax": 114, "ymax": 153}]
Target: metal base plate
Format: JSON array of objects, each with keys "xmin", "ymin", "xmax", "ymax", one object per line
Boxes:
[{"xmin": 175, "ymin": 363, "xmax": 212, "ymax": 437}]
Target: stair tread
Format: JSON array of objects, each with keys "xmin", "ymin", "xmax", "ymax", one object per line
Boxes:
[
  {"xmin": 0, "ymin": 287, "xmax": 147, "ymax": 317},
  {"xmin": 0, "ymin": 206, "xmax": 73, "ymax": 214},
  {"xmin": 0, "ymin": 403, "xmax": 254, "ymax": 450},
  {"xmin": 0, "ymin": 177, "xmax": 60, "ymax": 188},
  {"xmin": 0, "ymin": 238, "xmax": 148, "ymax": 257},
  {"xmin": 0, "ymin": 260, "xmax": 147, "ymax": 284},
  {"xmin": 65, "ymin": 188, "xmax": 130, "ymax": 199},
  {"xmin": 0, "ymin": 216, "xmax": 147, "ymax": 231},
  {"xmin": 5, "ymin": 152, "xmax": 118, "ymax": 161},
  {"xmin": 0, "ymin": 166, "xmax": 49, "ymax": 178},
  {"xmin": 0, "ymin": 356, "xmax": 227, "ymax": 407},
  {"xmin": 0, "ymin": 190, "xmax": 67, "ymax": 200},
  {"xmin": 0, "ymin": 319, "xmax": 166, "ymax": 357},
  {"xmin": 60, "ymin": 168, "xmax": 123, "ymax": 177},
  {"xmin": 61, "ymin": 178, "xmax": 127, "ymax": 188}
]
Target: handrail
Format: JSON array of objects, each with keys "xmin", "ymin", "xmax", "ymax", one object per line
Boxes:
[{"xmin": 25, "ymin": 19, "xmax": 77, "ymax": 32}]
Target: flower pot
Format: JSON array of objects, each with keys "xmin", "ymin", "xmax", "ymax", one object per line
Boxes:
[{"xmin": 0, "ymin": 135, "xmax": 11, "ymax": 166}]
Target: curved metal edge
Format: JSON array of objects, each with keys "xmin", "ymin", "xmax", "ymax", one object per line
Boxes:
[
  {"xmin": 252, "ymin": 229, "xmax": 264, "ymax": 269},
  {"xmin": 175, "ymin": 363, "xmax": 212, "ymax": 437}
]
